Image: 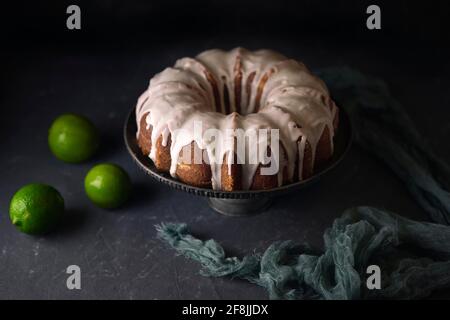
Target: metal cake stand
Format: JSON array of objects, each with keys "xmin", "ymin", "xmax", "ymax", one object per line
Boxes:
[{"xmin": 124, "ymin": 108, "xmax": 352, "ymax": 216}]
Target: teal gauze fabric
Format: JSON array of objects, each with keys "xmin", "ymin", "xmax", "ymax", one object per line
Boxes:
[
  {"xmin": 155, "ymin": 67, "xmax": 450, "ymax": 299},
  {"xmin": 318, "ymin": 67, "xmax": 450, "ymax": 225}
]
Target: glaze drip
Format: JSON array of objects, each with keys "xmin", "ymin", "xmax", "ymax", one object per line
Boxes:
[{"xmin": 136, "ymin": 48, "xmax": 338, "ymax": 190}]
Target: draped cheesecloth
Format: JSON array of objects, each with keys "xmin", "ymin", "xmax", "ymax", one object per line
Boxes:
[{"xmin": 156, "ymin": 67, "xmax": 450, "ymax": 299}]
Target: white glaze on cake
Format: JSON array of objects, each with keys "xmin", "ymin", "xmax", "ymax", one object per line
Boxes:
[{"xmin": 136, "ymin": 48, "xmax": 338, "ymax": 190}]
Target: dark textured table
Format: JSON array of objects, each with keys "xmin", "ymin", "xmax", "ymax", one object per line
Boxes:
[{"xmin": 1, "ymin": 37, "xmax": 449, "ymax": 299}]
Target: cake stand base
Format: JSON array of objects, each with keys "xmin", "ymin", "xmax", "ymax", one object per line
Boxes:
[{"xmin": 207, "ymin": 197, "xmax": 272, "ymax": 216}]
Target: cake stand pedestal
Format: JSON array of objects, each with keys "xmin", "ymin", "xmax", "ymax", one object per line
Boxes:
[
  {"xmin": 124, "ymin": 108, "xmax": 352, "ymax": 216},
  {"xmin": 207, "ymin": 197, "xmax": 272, "ymax": 216}
]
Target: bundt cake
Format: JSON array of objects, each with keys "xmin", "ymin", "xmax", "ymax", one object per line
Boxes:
[{"xmin": 135, "ymin": 48, "xmax": 339, "ymax": 191}]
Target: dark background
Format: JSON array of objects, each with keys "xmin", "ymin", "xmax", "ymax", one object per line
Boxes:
[
  {"xmin": 0, "ymin": 1, "xmax": 449, "ymax": 299},
  {"xmin": 2, "ymin": 0, "xmax": 450, "ymax": 48}
]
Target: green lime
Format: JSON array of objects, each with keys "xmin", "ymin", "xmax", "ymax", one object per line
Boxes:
[
  {"xmin": 9, "ymin": 183, "xmax": 65, "ymax": 235},
  {"xmin": 84, "ymin": 163, "xmax": 131, "ymax": 209},
  {"xmin": 48, "ymin": 113, "xmax": 99, "ymax": 163}
]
